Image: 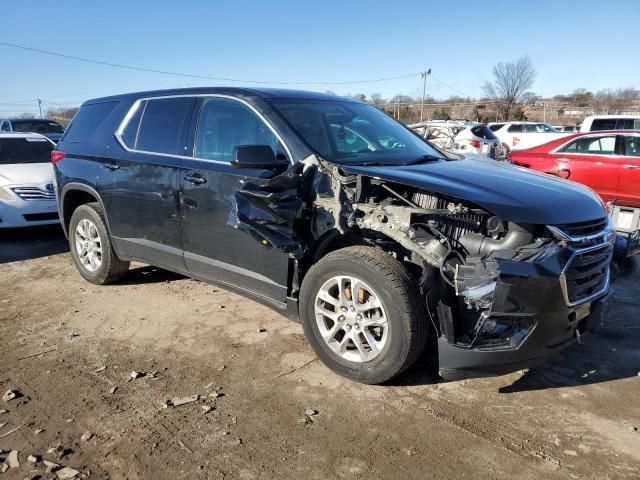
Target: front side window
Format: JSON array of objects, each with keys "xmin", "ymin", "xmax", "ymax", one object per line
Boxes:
[
  {"xmin": 618, "ymin": 118, "xmax": 640, "ymax": 130},
  {"xmin": 270, "ymin": 99, "xmax": 442, "ymax": 165},
  {"xmin": 135, "ymin": 98, "xmax": 192, "ymax": 155},
  {"xmin": 194, "ymin": 98, "xmax": 282, "ymax": 162},
  {"xmin": 624, "ymin": 136, "xmax": 640, "ymax": 157},
  {"xmin": 0, "ymin": 137, "xmax": 53, "ymax": 164},
  {"xmin": 560, "ymin": 136, "xmax": 616, "ymax": 154}
]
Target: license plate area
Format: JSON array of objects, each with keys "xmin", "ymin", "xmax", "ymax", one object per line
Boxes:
[{"xmin": 612, "ymin": 206, "xmax": 640, "ymax": 232}]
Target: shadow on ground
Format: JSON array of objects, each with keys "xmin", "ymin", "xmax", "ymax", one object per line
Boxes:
[
  {"xmin": 117, "ymin": 265, "xmax": 185, "ymax": 285},
  {"xmin": 0, "ymin": 225, "xmax": 68, "ymax": 263},
  {"xmin": 500, "ymin": 267, "xmax": 640, "ymax": 393}
]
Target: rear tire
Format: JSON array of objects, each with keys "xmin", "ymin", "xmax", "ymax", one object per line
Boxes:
[
  {"xmin": 68, "ymin": 202, "xmax": 129, "ymax": 285},
  {"xmin": 299, "ymin": 246, "xmax": 427, "ymax": 384}
]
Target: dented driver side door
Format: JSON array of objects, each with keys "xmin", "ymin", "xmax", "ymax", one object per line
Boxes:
[{"xmin": 179, "ymin": 96, "xmax": 291, "ymax": 303}]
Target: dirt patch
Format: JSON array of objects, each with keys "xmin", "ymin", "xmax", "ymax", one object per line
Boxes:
[{"xmin": 1, "ymin": 229, "xmax": 639, "ymax": 479}]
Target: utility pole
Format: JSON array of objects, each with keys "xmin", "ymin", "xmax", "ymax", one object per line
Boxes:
[
  {"xmin": 37, "ymin": 99, "xmax": 42, "ymax": 118},
  {"xmin": 543, "ymin": 103, "xmax": 546, "ymax": 123},
  {"xmin": 420, "ymin": 69, "xmax": 431, "ymax": 123}
]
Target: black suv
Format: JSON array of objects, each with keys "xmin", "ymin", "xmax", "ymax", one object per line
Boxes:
[{"xmin": 54, "ymin": 88, "xmax": 614, "ymax": 383}]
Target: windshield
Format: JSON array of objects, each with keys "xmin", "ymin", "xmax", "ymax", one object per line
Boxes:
[
  {"xmin": 0, "ymin": 137, "xmax": 53, "ymax": 164},
  {"xmin": 270, "ymin": 99, "xmax": 443, "ymax": 164},
  {"xmin": 12, "ymin": 120, "xmax": 65, "ymax": 134}
]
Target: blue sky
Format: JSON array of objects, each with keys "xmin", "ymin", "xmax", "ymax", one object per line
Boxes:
[{"xmin": 1, "ymin": 0, "xmax": 638, "ymax": 116}]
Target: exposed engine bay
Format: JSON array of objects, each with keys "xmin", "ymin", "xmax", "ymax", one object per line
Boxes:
[{"xmin": 228, "ymin": 155, "xmax": 615, "ymax": 378}]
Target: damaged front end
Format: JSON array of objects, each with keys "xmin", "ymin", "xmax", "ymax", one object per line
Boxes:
[{"xmin": 228, "ymin": 157, "xmax": 615, "ymax": 380}]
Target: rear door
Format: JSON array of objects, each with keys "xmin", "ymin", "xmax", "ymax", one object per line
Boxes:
[
  {"xmin": 550, "ymin": 134, "xmax": 621, "ymax": 201},
  {"xmin": 179, "ymin": 96, "xmax": 291, "ymax": 302},
  {"xmin": 617, "ymin": 133, "xmax": 640, "ymax": 207},
  {"xmin": 101, "ymin": 96, "xmax": 195, "ymax": 270}
]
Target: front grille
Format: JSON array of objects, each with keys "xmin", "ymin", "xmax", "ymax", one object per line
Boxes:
[
  {"xmin": 23, "ymin": 212, "xmax": 59, "ymax": 222},
  {"xmin": 553, "ymin": 218, "xmax": 607, "ymax": 238},
  {"xmin": 563, "ymin": 244, "xmax": 611, "ymax": 305},
  {"xmin": 11, "ymin": 186, "xmax": 56, "ymax": 201}
]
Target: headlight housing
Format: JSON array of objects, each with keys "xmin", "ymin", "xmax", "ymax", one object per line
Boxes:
[{"xmin": 0, "ymin": 186, "xmax": 15, "ymax": 201}]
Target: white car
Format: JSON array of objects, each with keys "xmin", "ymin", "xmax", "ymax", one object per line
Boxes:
[
  {"xmin": 409, "ymin": 120, "xmax": 505, "ymax": 160},
  {"xmin": 580, "ymin": 115, "xmax": 640, "ymax": 132},
  {"xmin": 0, "ymin": 133, "xmax": 59, "ymax": 228},
  {"xmin": 488, "ymin": 121, "xmax": 570, "ymax": 153}
]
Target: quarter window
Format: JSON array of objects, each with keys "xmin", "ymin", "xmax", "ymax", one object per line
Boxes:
[
  {"xmin": 120, "ymin": 102, "xmax": 145, "ymax": 149},
  {"xmin": 507, "ymin": 124, "xmax": 523, "ymax": 133},
  {"xmin": 135, "ymin": 98, "xmax": 192, "ymax": 155},
  {"xmin": 560, "ymin": 136, "xmax": 616, "ymax": 154},
  {"xmin": 194, "ymin": 98, "xmax": 282, "ymax": 162}
]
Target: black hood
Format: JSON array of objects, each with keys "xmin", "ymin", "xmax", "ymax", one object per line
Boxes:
[{"xmin": 341, "ymin": 158, "xmax": 606, "ymax": 225}]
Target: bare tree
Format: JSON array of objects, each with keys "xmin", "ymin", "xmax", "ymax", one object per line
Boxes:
[
  {"xmin": 45, "ymin": 107, "xmax": 79, "ymax": 128},
  {"xmin": 590, "ymin": 88, "xmax": 639, "ymax": 114},
  {"xmin": 370, "ymin": 93, "xmax": 384, "ymax": 105},
  {"xmin": 482, "ymin": 56, "xmax": 536, "ymax": 120}
]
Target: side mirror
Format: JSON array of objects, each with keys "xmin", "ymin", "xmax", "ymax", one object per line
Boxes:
[{"xmin": 231, "ymin": 145, "xmax": 289, "ymax": 170}]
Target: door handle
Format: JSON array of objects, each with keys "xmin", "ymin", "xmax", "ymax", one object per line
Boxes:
[
  {"xmin": 623, "ymin": 164, "xmax": 640, "ymax": 169},
  {"xmin": 184, "ymin": 174, "xmax": 207, "ymax": 185},
  {"xmin": 103, "ymin": 162, "xmax": 119, "ymax": 170}
]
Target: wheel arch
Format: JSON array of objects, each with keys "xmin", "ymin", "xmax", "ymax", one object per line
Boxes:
[{"xmin": 60, "ymin": 183, "xmax": 110, "ymax": 238}]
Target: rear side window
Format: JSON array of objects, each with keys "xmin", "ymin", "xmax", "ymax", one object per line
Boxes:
[
  {"xmin": 135, "ymin": 98, "xmax": 192, "ymax": 155},
  {"xmin": 470, "ymin": 126, "xmax": 497, "ymax": 140},
  {"xmin": 560, "ymin": 136, "xmax": 616, "ymax": 154},
  {"xmin": 0, "ymin": 137, "xmax": 53, "ymax": 164},
  {"xmin": 591, "ymin": 118, "xmax": 617, "ymax": 131},
  {"xmin": 63, "ymin": 101, "xmax": 118, "ymax": 143},
  {"xmin": 489, "ymin": 124, "xmax": 504, "ymax": 132},
  {"xmin": 507, "ymin": 124, "xmax": 523, "ymax": 133},
  {"xmin": 11, "ymin": 120, "xmax": 64, "ymax": 134}
]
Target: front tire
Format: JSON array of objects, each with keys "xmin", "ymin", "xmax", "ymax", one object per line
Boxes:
[
  {"xmin": 300, "ymin": 246, "xmax": 427, "ymax": 384},
  {"xmin": 68, "ymin": 203, "xmax": 129, "ymax": 285}
]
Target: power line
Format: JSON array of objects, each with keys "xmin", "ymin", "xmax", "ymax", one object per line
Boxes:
[
  {"xmin": 429, "ymin": 74, "xmax": 473, "ymax": 98},
  {"xmin": 0, "ymin": 41, "xmax": 419, "ymax": 86}
]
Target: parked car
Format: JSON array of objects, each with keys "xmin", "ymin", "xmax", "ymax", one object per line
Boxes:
[
  {"xmin": 0, "ymin": 118, "xmax": 66, "ymax": 143},
  {"xmin": 54, "ymin": 88, "xmax": 613, "ymax": 384},
  {"xmin": 0, "ymin": 133, "xmax": 59, "ymax": 228},
  {"xmin": 508, "ymin": 130, "xmax": 640, "ymax": 254},
  {"xmin": 488, "ymin": 121, "xmax": 570, "ymax": 154},
  {"xmin": 409, "ymin": 120, "xmax": 505, "ymax": 160},
  {"xmin": 580, "ymin": 115, "xmax": 640, "ymax": 132}
]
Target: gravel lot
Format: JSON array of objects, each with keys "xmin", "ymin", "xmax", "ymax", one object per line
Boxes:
[{"xmin": 1, "ymin": 226, "xmax": 639, "ymax": 479}]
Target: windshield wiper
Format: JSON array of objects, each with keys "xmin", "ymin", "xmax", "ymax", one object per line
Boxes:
[{"xmin": 406, "ymin": 154, "xmax": 442, "ymax": 165}]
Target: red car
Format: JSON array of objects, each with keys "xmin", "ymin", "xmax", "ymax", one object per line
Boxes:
[{"xmin": 509, "ymin": 130, "xmax": 640, "ymax": 243}]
